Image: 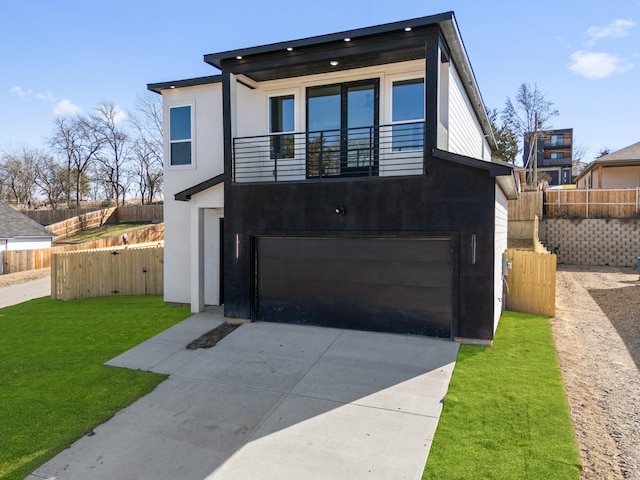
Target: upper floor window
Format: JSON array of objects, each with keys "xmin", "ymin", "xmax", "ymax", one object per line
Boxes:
[
  {"xmin": 169, "ymin": 105, "xmax": 192, "ymax": 166},
  {"xmin": 550, "ymin": 134, "xmax": 564, "ymax": 146},
  {"xmin": 550, "ymin": 152, "xmax": 564, "ymax": 159},
  {"xmin": 391, "ymin": 78, "xmax": 424, "ymax": 151},
  {"xmin": 269, "ymin": 95, "xmax": 295, "ymax": 159}
]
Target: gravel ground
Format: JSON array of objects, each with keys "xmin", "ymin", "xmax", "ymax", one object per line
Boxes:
[
  {"xmin": 553, "ymin": 265, "xmax": 640, "ymax": 479},
  {"xmin": 0, "ymin": 268, "xmax": 50, "ymax": 288}
]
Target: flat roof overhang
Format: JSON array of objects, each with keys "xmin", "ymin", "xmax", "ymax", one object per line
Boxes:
[
  {"xmin": 202, "ymin": 11, "xmax": 495, "ymax": 149},
  {"xmin": 205, "ymin": 12, "xmax": 454, "ymax": 82}
]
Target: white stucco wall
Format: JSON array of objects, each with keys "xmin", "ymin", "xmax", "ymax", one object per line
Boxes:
[
  {"xmin": 162, "ymin": 82, "xmax": 224, "ymax": 305},
  {"xmin": 448, "ymin": 64, "xmax": 491, "ymax": 161},
  {"xmin": 494, "ymin": 184, "xmax": 509, "ymax": 332}
]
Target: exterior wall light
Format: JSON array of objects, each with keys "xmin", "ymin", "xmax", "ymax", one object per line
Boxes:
[{"xmin": 335, "ymin": 206, "xmax": 346, "ymax": 216}]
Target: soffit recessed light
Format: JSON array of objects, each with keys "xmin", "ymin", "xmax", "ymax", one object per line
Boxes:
[
  {"xmin": 330, "ymin": 60, "xmax": 339, "ymax": 66},
  {"xmin": 170, "ymin": 85, "xmax": 176, "ymax": 89},
  {"xmin": 286, "ymin": 47, "xmax": 293, "ymax": 51},
  {"xmin": 344, "ymin": 37, "xmax": 351, "ymax": 42},
  {"xmin": 404, "ymin": 27, "xmax": 412, "ymax": 32},
  {"xmin": 236, "ymin": 55, "xmax": 243, "ymax": 60}
]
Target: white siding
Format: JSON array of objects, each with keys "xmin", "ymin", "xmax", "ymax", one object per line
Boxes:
[
  {"xmin": 162, "ymin": 83, "xmax": 224, "ymax": 305},
  {"xmin": 494, "ymin": 184, "xmax": 509, "ymax": 332},
  {"xmin": 448, "ymin": 65, "xmax": 491, "ymax": 160},
  {"xmin": 4, "ymin": 237, "xmax": 52, "ymax": 251}
]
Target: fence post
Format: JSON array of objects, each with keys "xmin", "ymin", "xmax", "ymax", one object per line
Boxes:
[{"xmin": 586, "ymin": 187, "xmax": 589, "ymax": 219}]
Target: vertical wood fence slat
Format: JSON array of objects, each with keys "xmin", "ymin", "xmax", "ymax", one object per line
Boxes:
[
  {"xmin": 2, "ymin": 223, "xmax": 163, "ymax": 274},
  {"xmin": 50, "ymin": 245, "xmax": 164, "ymax": 300},
  {"xmin": 505, "ymin": 249, "xmax": 556, "ymax": 317},
  {"xmin": 545, "ymin": 188, "xmax": 638, "ymax": 218}
]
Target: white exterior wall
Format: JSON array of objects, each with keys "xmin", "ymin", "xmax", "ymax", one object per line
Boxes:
[
  {"xmin": 448, "ymin": 64, "xmax": 491, "ymax": 161},
  {"xmin": 494, "ymin": 184, "xmax": 508, "ymax": 332},
  {"xmin": 162, "ymin": 83, "xmax": 224, "ymax": 305},
  {"xmin": 1, "ymin": 237, "xmax": 52, "ymax": 251}
]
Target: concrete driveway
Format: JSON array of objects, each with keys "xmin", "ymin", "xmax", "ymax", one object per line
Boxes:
[
  {"xmin": 0, "ymin": 277, "xmax": 50, "ymax": 308},
  {"xmin": 28, "ymin": 310, "xmax": 459, "ymax": 480}
]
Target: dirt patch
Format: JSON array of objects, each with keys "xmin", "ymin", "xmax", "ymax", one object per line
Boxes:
[
  {"xmin": 553, "ymin": 265, "xmax": 640, "ymax": 479},
  {"xmin": 186, "ymin": 323, "xmax": 239, "ymax": 349},
  {"xmin": 0, "ymin": 268, "xmax": 50, "ymax": 288}
]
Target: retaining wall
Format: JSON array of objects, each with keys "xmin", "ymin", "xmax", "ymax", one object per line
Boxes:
[{"xmin": 541, "ymin": 218, "xmax": 640, "ymax": 267}]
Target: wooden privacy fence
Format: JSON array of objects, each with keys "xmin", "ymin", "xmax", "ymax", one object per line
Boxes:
[
  {"xmin": 2, "ymin": 223, "xmax": 164, "ymax": 274},
  {"xmin": 545, "ymin": 188, "xmax": 640, "ymax": 218},
  {"xmin": 505, "ymin": 249, "xmax": 556, "ymax": 317},
  {"xmin": 23, "ymin": 204, "xmax": 163, "ymax": 226},
  {"xmin": 51, "ymin": 245, "xmax": 163, "ymax": 300},
  {"xmin": 508, "ymin": 190, "xmax": 543, "ymax": 221},
  {"xmin": 47, "ymin": 208, "xmax": 117, "ymax": 238}
]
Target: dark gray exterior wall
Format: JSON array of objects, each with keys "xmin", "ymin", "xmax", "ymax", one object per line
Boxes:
[{"xmin": 223, "ymin": 155, "xmax": 498, "ymax": 340}]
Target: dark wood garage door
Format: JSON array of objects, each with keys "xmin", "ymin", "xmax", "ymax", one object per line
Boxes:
[{"xmin": 255, "ymin": 236, "xmax": 454, "ymax": 337}]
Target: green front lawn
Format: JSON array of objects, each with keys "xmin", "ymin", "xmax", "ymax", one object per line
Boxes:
[
  {"xmin": 423, "ymin": 311, "xmax": 581, "ymax": 480},
  {"xmin": 0, "ymin": 296, "xmax": 190, "ymax": 480}
]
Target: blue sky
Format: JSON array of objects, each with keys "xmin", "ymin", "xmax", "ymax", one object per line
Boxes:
[{"xmin": 1, "ymin": 0, "xmax": 638, "ymax": 163}]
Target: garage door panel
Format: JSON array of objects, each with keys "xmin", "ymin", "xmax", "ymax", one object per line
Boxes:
[
  {"xmin": 259, "ymin": 257, "xmax": 452, "ymax": 288},
  {"xmin": 259, "ymin": 237, "xmax": 452, "ymax": 263},
  {"xmin": 256, "ymin": 237, "xmax": 454, "ymax": 337}
]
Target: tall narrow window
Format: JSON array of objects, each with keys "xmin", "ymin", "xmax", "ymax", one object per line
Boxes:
[
  {"xmin": 170, "ymin": 105, "xmax": 192, "ymax": 166},
  {"xmin": 269, "ymin": 95, "xmax": 295, "ymax": 159},
  {"xmin": 391, "ymin": 78, "xmax": 424, "ymax": 151}
]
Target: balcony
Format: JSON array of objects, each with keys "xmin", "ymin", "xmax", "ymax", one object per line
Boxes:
[{"xmin": 232, "ymin": 122, "xmax": 424, "ymax": 183}]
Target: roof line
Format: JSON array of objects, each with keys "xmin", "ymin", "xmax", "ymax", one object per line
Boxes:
[
  {"xmin": 204, "ymin": 12, "xmax": 454, "ymax": 67},
  {"xmin": 174, "ymin": 174, "xmax": 224, "ymax": 201},
  {"xmin": 147, "ymin": 75, "xmax": 222, "ymax": 94}
]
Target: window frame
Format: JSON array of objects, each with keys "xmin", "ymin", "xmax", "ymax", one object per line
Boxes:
[
  {"xmin": 389, "ymin": 76, "xmax": 425, "ymax": 152},
  {"xmin": 167, "ymin": 102, "xmax": 195, "ymax": 169},
  {"xmin": 268, "ymin": 93, "xmax": 296, "ymax": 160}
]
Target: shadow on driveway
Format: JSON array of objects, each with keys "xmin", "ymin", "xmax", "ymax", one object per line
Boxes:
[{"xmin": 30, "ymin": 315, "xmax": 459, "ymax": 480}]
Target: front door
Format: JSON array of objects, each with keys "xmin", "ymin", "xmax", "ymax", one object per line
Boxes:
[{"xmin": 306, "ymin": 79, "xmax": 379, "ymax": 178}]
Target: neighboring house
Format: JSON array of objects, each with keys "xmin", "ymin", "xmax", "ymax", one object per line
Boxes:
[
  {"xmin": 149, "ymin": 12, "xmax": 518, "ymax": 343},
  {"xmin": 0, "ymin": 201, "xmax": 54, "ymax": 273},
  {"xmin": 523, "ymin": 128, "xmax": 573, "ymax": 186},
  {"xmin": 575, "ymin": 141, "xmax": 640, "ymax": 189}
]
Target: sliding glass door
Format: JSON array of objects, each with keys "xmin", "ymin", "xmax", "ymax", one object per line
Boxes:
[{"xmin": 306, "ymin": 79, "xmax": 379, "ymax": 178}]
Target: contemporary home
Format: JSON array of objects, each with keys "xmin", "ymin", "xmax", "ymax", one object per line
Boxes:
[
  {"xmin": 0, "ymin": 201, "xmax": 54, "ymax": 273},
  {"xmin": 523, "ymin": 128, "xmax": 573, "ymax": 186},
  {"xmin": 149, "ymin": 12, "xmax": 518, "ymax": 343},
  {"xmin": 576, "ymin": 141, "xmax": 640, "ymax": 189}
]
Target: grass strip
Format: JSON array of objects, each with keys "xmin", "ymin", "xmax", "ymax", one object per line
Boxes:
[
  {"xmin": 423, "ymin": 311, "xmax": 581, "ymax": 480},
  {"xmin": 0, "ymin": 295, "xmax": 190, "ymax": 480}
]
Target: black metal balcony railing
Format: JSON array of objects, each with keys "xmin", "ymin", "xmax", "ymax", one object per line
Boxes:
[{"xmin": 232, "ymin": 122, "xmax": 424, "ymax": 183}]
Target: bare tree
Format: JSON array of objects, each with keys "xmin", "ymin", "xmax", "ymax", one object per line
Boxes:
[
  {"xmin": 33, "ymin": 152, "xmax": 67, "ymax": 209},
  {"xmin": 50, "ymin": 115, "xmax": 105, "ymax": 208},
  {"xmin": 502, "ymin": 83, "xmax": 559, "ymax": 183},
  {"xmin": 128, "ymin": 93, "xmax": 163, "ymax": 204},
  {"xmin": 0, "ymin": 146, "xmax": 39, "ymax": 207},
  {"xmin": 94, "ymin": 102, "xmax": 131, "ymax": 206}
]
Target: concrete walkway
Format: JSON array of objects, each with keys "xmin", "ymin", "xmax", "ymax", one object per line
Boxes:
[
  {"xmin": 28, "ymin": 310, "xmax": 459, "ymax": 480},
  {"xmin": 0, "ymin": 277, "xmax": 50, "ymax": 308}
]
